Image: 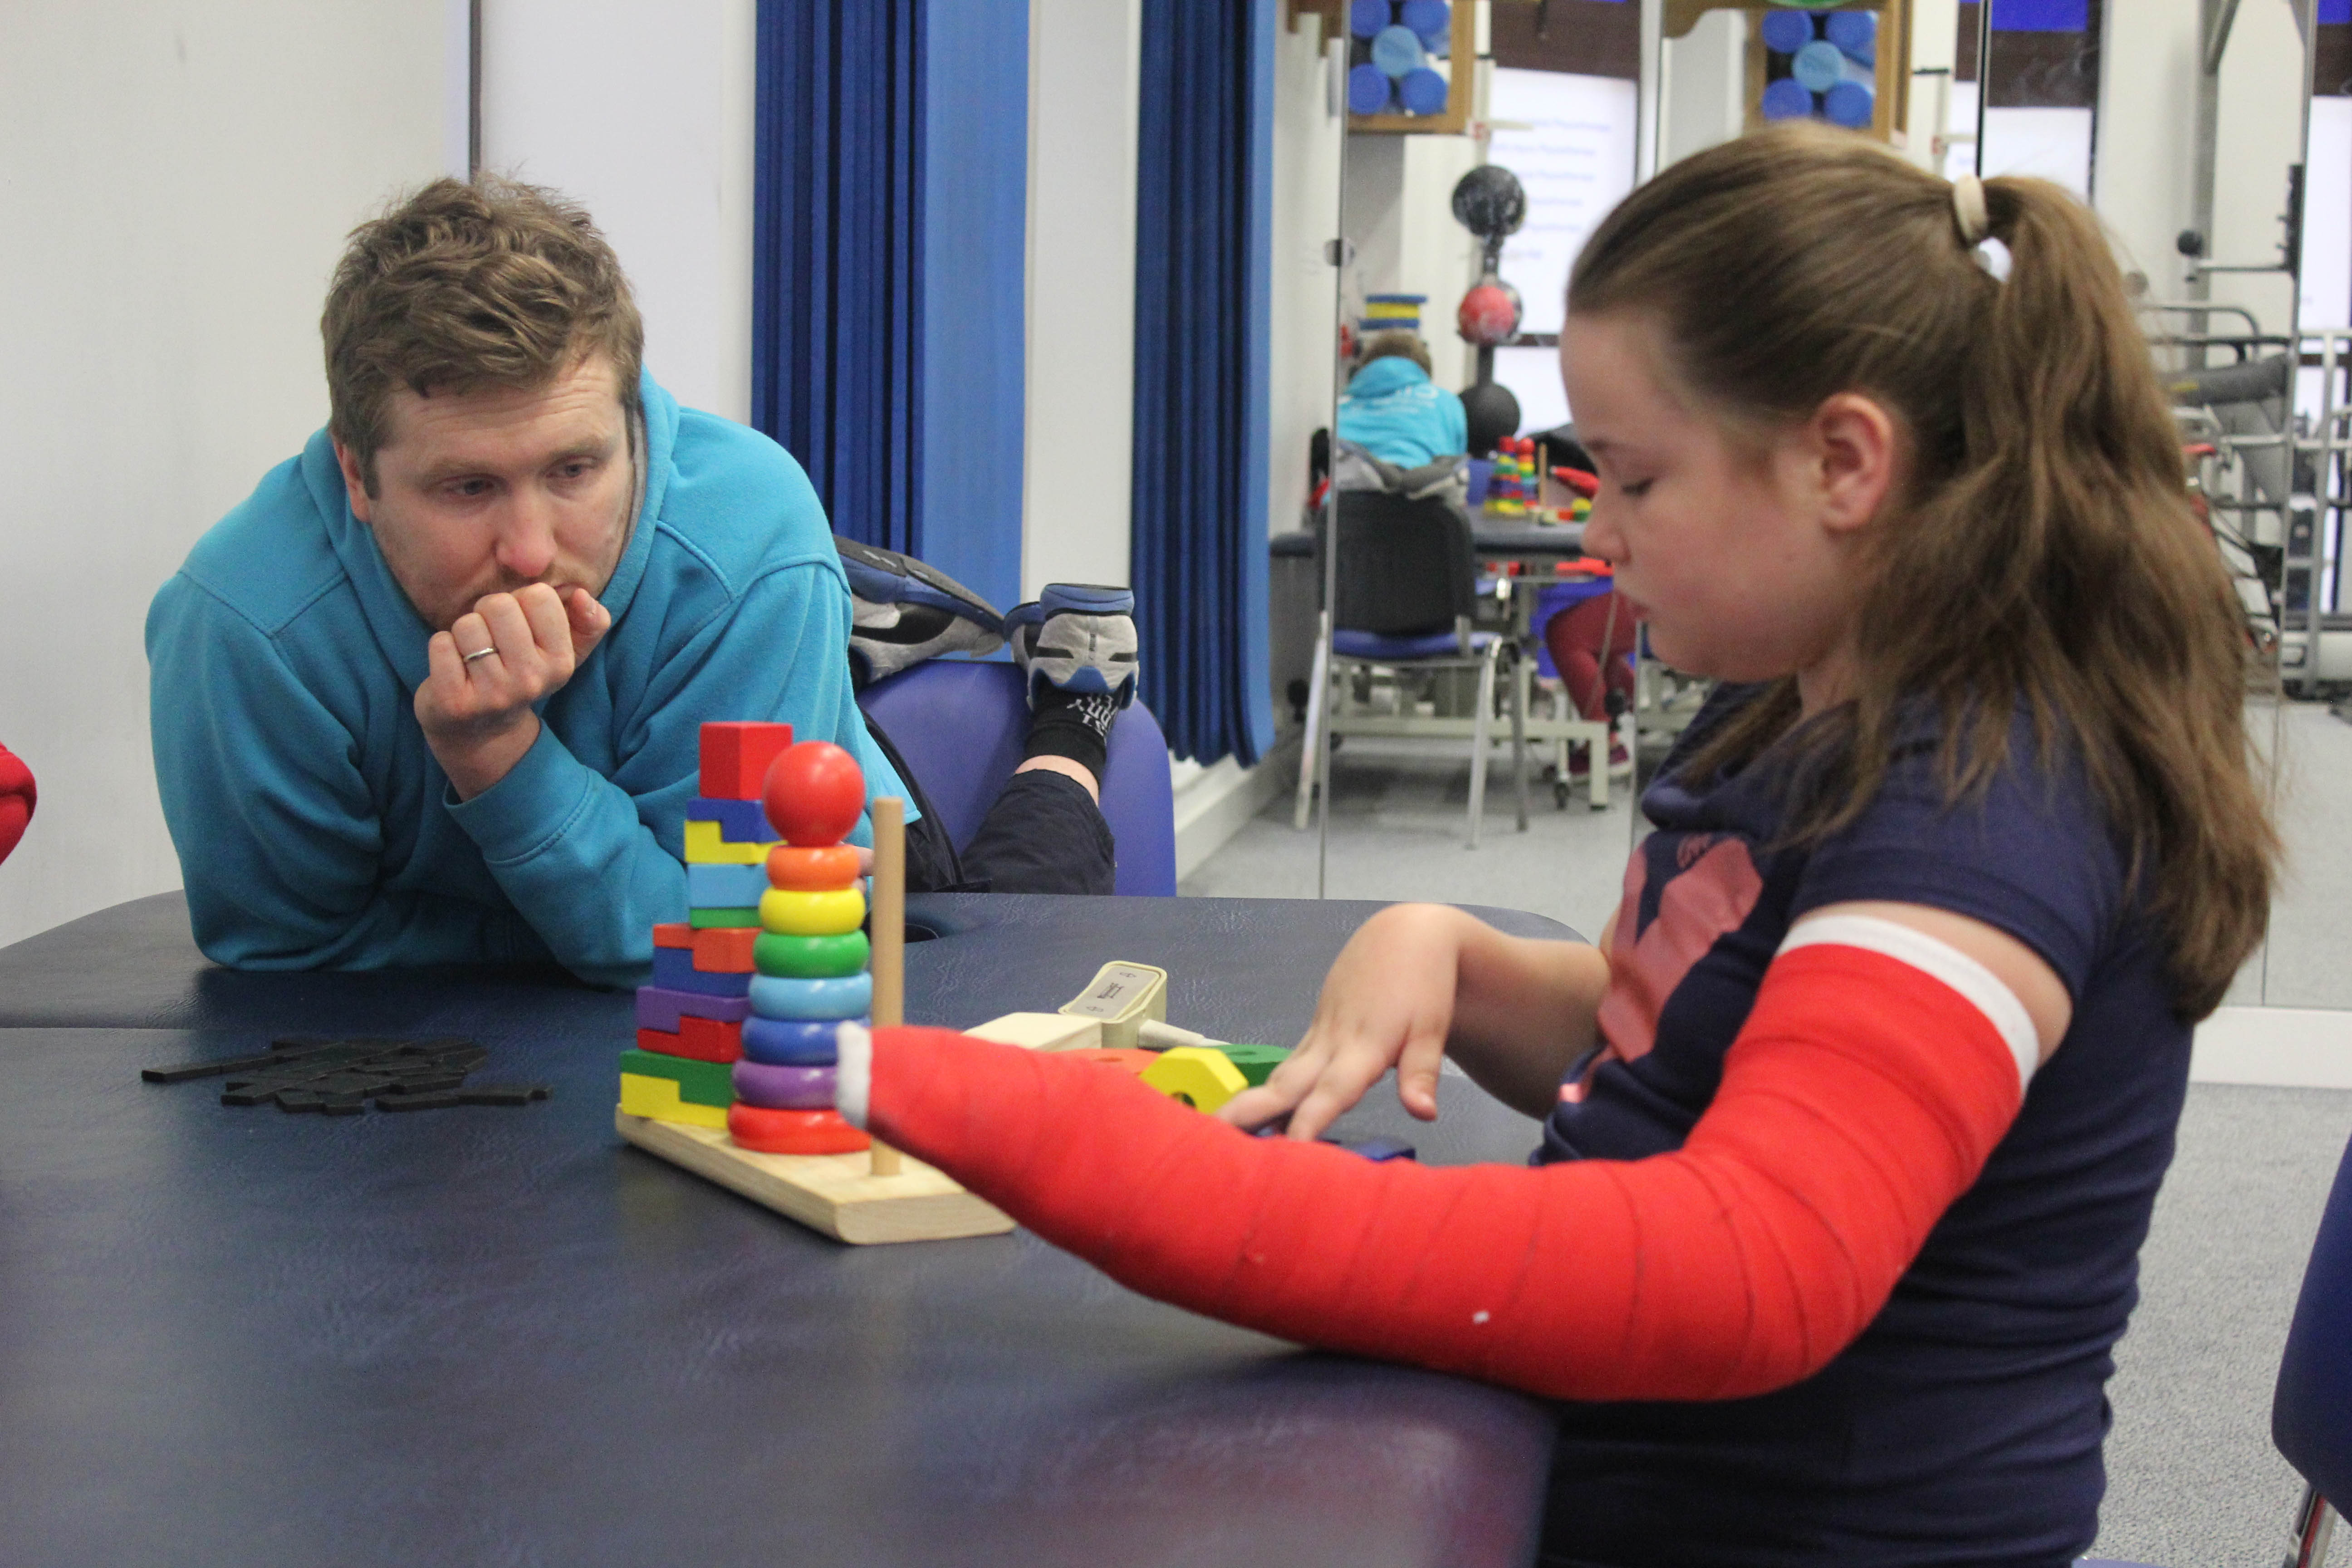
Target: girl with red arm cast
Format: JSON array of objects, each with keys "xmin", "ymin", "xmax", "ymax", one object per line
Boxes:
[{"xmin": 839, "ymin": 127, "xmax": 2275, "ymax": 1565}]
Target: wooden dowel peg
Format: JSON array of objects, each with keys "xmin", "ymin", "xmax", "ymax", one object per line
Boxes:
[{"xmin": 869, "ymin": 797, "xmax": 905, "ymax": 1177}]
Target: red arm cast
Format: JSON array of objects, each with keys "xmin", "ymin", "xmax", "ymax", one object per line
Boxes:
[{"xmin": 853, "ymin": 941, "xmax": 2026, "ymax": 1402}]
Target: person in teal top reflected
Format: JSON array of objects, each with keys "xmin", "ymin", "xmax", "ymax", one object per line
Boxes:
[
  {"xmin": 1334, "ymin": 331, "xmax": 1468, "ymax": 467},
  {"xmin": 146, "ymin": 176, "xmax": 910, "ymax": 988}
]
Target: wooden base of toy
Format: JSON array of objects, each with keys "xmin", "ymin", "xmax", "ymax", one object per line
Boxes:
[{"xmin": 616, "ymin": 1108, "xmax": 1013, "ymax": 1245}]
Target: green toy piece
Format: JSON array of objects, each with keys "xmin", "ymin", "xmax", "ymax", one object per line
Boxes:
[
  {"xmin": 688, "ymin": 906, "xmax": 762, "ymax": 930},
  {"xmin": 1216, "ymin": 1044, "xmax": 1291, "ymax": 1086},
  {"xmin": 618, "ymin": 1049, "xmax": 735, "ymax": 1107}
]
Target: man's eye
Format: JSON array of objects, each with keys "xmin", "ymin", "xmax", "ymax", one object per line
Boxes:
[
  {"xmin": 555, "ymin": 461, "xmax": 596, "ymax": 481},
  {"xmin": 447, "ymin": 479, "xmax": 495, "ymax": 499}
]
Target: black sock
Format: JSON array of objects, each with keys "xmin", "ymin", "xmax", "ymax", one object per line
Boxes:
[{"xmin": 1024, "ymin": 687, "xmax": 1118, "ymax": 780}]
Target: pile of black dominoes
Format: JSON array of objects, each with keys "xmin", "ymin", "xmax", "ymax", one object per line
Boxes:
[{"xmin": 141, "ymin": 1035, "xmax": 552, "ymax": 1115}]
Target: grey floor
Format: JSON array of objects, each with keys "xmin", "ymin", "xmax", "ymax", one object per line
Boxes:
[{"xmin": 1184, "ymin": 726, "xmax": 2352, "ymax": 1566}]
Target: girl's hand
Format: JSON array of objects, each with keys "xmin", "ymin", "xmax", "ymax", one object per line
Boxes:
[{"xmin": 1219, "ymin": 903, "xmax": 1467, "ymax": 1142}]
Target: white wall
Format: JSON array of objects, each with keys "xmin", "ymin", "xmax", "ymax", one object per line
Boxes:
[
  {"xmin": 477, "ymin": 0, "xmax": 757, "ymax": 423},
  {"xmin": 1270, "ymin": 18, "xmax": 1347, "ymax": 537},
  {"xmin": 0, "ymin": 2, "xmax": 449, "ymax": 949},
  {"xmin": 1021, "ymin": 0, "xmax": 1143, "ymax": 599}
]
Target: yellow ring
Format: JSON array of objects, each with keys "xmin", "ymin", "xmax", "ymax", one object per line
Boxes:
[{"xmin": 759, "ymin": 884, "xmax": 866, "ymax": 937}]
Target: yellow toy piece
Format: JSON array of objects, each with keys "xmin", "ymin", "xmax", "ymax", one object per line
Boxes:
[
  {"xmin": 760, "ymin": 884, "xmax": 867, "ymax": 936},
  {"xmin": 684, "ymin": 819, "xmax": 773, "ymax": 865},
  {"xmin": 619, "ymin": 1073, "xmax": 730, "ymax": 1129},
  {"xmin": 1140, "ymin": 1046, "xmax": 1248, "ymax": 1114}
]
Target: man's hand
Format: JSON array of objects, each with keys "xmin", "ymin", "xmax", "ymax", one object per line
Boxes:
[{"xmin": 417, "ymin": 583, "xmax": 612, "ymax": 800}]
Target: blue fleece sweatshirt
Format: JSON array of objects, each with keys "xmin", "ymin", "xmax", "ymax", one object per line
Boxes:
[
  {"xmin": 1334, "ymin": 356, "xmax": 1469, "ymax": 468},
  {"xmin": 146, "ymin": 372, "xmax": 910, "ymax": 988}
]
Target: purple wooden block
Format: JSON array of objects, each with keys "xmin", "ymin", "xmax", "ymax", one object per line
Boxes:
[
  {"xmin": 731, "ymin": 1060, "xmax": 837, "ymax": 1110},
  {"xmin": 634, "ymin": 985, "xmax": 753, "ymax": 1034}
]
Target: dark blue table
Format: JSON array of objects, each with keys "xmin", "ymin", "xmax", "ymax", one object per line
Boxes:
[{"xmin": 0, "ymin": 892, "xmax": 1569, "ymax": 1568}]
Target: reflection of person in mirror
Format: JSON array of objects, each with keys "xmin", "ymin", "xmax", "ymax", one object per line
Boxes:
[
  {"xmin": 1334, "ymin": 330, "xmax": 1467, "ymax": 467},
  {"xmin": 836, "ymin": 124, "xmax": 2278, "ymax": 1568}
]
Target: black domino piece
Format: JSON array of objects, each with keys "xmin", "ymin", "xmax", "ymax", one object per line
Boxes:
[
  {"xmin": 377, "ymin": 1073, "xmax": 468, "ymax": 1096},
  {"xmin": 142, "ymin": 1051, "xmax": 285, "ymax": 1084},
  {"xmin": 376, "ymin": 1090, "xmax": 464, "ymax": 1111},
  {"xmin": 274, "ymin": 1090, "xmax": 325, "ymax": 1113},
  {"xmin": 454, "ymin": 1084, "xmax": 551, "ymax": 1107},
  {"xmin": 223, "ymin": 1080, "xmax": 314, "ymax": 1107},
  {"xmin": 319, "ymin": 1096, "xmax": 368, "ymax": 1116}
]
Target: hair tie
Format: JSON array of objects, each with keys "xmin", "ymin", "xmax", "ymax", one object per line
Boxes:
[{"xmin": 1950, "ymin": 174, "xmax": 1989, "ymax": 246}]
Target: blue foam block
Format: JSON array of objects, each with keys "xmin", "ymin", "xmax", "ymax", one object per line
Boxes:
[
  {"xmin": 651, "ymin": 946, "xmax": 752, "ymax": 999},
  {"xmin": 688, "ymin": 862, "xmax": 769, "ymax": 908}
]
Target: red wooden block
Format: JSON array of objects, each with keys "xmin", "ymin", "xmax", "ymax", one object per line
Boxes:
[
  {"xmin": 699, "ymin": 722, "xmax": 794, "ymax": 801},
  {"xmin": 635, "ymin": 1019, "xmax": 742, "ymax": 1064},
  {"xmin": 652, "ymin": 922, "xmax": 693, "ymax": 949},
  {"xmin": 691, "ymin": 926, "xmax": 760, "ymax": 973},
  {"xmin": 727, "ymin": 1103, "xmax": 869, "ymax": 1155}
]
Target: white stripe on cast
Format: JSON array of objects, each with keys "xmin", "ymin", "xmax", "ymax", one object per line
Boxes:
[
  {"xmin": 1779, "ymin": 914, "xmax": 2041, "ymax": 1090},
  {"xmin": 834, "ymin": 1021, "xmax": 872, "ymax": 1128}
]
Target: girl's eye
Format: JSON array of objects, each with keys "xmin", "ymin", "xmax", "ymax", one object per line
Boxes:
[{"xmin": 1619, "ymin": 479, "xmax": 1653, "ymax": 499}]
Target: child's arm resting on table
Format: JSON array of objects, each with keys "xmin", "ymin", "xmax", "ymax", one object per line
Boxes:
[{"xmin": 837, "ymin": 908, "xmax": 2063, "ymax": 1403}]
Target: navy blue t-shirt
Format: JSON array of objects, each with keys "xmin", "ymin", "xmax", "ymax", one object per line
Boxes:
[{"xmin": 1537, "ymin": 687, "xmax": 2190, "ymax": 1568}]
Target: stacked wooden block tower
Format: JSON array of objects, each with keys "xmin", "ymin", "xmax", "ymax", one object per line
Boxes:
[{"xmin": 618, "ymin": 720, "xmax": 873, "ymax": 1157}]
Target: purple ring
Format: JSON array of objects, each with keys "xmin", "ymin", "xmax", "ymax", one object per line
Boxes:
[{"xmin": 732, "ymin": 1060, "xmax": 838, "ymax": 1110}]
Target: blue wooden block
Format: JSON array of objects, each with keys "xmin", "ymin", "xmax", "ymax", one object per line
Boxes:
[
  {"xmin": 740, "ymin": 1015, "xmax": 863, "ymax": 1067},
  {"xmin": 684, "ymin": 797, "xmax": 773, "ymax": 842},
  {"xmin": 687, "ymin": 862, "xmax": 769, "ymax": 908},
  {"xmin": 749, "ymin": 973, "xmax": 874, "ymax": 1022},
  {"xmin": 651, "ymin": 947, "xmax": 751, "ymax": 999}
]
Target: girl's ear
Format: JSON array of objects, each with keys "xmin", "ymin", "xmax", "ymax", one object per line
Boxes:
[{"xmin": 1804, "ymin": 392, "xmax": 1901, "ymax": 537}]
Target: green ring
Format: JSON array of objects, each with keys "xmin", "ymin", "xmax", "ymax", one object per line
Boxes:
[{"xmin": 754, "ymin": 930, "xmax": 871, "ymax": 979}]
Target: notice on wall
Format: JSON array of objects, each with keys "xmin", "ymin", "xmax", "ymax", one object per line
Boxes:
[{"xmin": 1487, "ymin": 68, "xmax": 1639, "ymax": 337}]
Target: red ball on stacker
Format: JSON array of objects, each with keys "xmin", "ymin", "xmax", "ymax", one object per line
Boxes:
[{"xmin": 761, "ymin": 741, "xmax": 865, "ymax": 846}]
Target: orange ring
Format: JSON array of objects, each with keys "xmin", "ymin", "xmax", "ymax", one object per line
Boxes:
[
  {"xmin": 766, "ymin": 843, "xmax": 862, "ymax": 891},
  {"xmin": 727, "ymin": 1102, "xmax": 870, "ymax": 1154}
]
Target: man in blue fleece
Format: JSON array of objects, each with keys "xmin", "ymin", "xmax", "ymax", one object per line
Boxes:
[
  {"xmin": 147, "ymin": 177, "xmax": 921, "ymax": 988},
  {"xmin": 1333, "ymin": 332, "xmax": 1467, "ymax": 467}
]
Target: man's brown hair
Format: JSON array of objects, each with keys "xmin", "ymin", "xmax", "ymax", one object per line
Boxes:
[{"xmin": 323, "ymin": 175, "xmax": 644, "ymax": 492}]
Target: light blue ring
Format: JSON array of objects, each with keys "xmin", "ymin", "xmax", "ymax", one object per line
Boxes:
[{"xmin": 750, "ymin": 972, "xmax": 874, "ymax": 1021}]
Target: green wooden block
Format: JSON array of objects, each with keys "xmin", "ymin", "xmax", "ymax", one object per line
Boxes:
[
  {"xmin": 688, "ymin": 906, "xmax": 762, "ymax": 930},
  {"xmin": 1219, "ymin": 1043, "xmax": 1291, "ymax": 1086},
  {"xmin": 618, "ymin": 1049, "xmax": 735, "ymax": 1107},
  {"xmin": 754, "ymin": 930, "xmax": 871, "ymax": 979}
]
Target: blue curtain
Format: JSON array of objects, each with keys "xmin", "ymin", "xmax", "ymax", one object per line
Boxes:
[
  {"xmin": 1130, "ymin": 0, "xmax": 1276, "ymax": 767},
  {"xmin": 751, "ymin": 1, "xmax": 925, "ymax": 556}
]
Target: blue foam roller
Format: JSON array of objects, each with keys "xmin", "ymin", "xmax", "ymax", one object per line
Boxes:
[
  {"xmin": 1349, "ymin": 0, "xmax": 1391, "ymax": 38},
  {"xmin": 1401, "ymin": 0, "xmax": 1448, "ymax": 48},
  {"xmin": 1371, "ymin": 23, "xmax": 1422, "ymax": 76},
  {"xmin": 740, "ymin": 1014, "xmax": 861, "ymax": 1067},
  {"xmin": 651, "ymin": 946, "xmax": 752, "ymax": 999},
  {"xmin": 1758, "ymin": 10, "xmax": 1816, "ymax": 53},
  {"xmin": 1398, "ymin": 67, "xmax": 1449, "ymax": 115},
  {"xmin": 1348, "ymin": 63, "xmax": 1394, "ymax": 114},
  {"xmin": 1823, "ymin": 78, "xmax": 1874, "ymax": 127},
  {"xmin": 750, "ymin": 972, "xmax": 874, "ymax": 1021},
  {"xmin": 687, "ymin": 862, "xmax": 768, "ymax": 909},
  {"xmin": 1792, "ymin": 39, "xmax": 1846, "ymax": 93},
  {"xmin": 1825, "ymin": 11, "xmax": 1876, "ymax": 64},
  {"xmin": 683, "ymin": 797, "xmax": 771, "ymax": 842},
  {"xmin": 1761, "ymin": 77, "xmax": 1817, "ymax": 121}
]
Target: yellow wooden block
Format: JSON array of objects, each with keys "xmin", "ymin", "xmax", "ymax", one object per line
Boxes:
[
  {"xmin": 760, "ymin": 885, "xmax": 866, "ymax": 936},
  {"xmin": 616, "ymin": 1109, "xmax": 1013, "ymax": 1244},
  {"xmin": 684, "ymin": 819, "xmax": 772, "ymax": 865},
  {"xmin": 618, "ymin": 1073, "xmax": 730, "ymax": 1129},
  {"xmin": 1140, "ymin": 1046, "xmax": 1248, "ymax": 1113},
  {"xmin": 964, "ymin": 1012, "xmax": 1103, "ymax": 1052}
]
